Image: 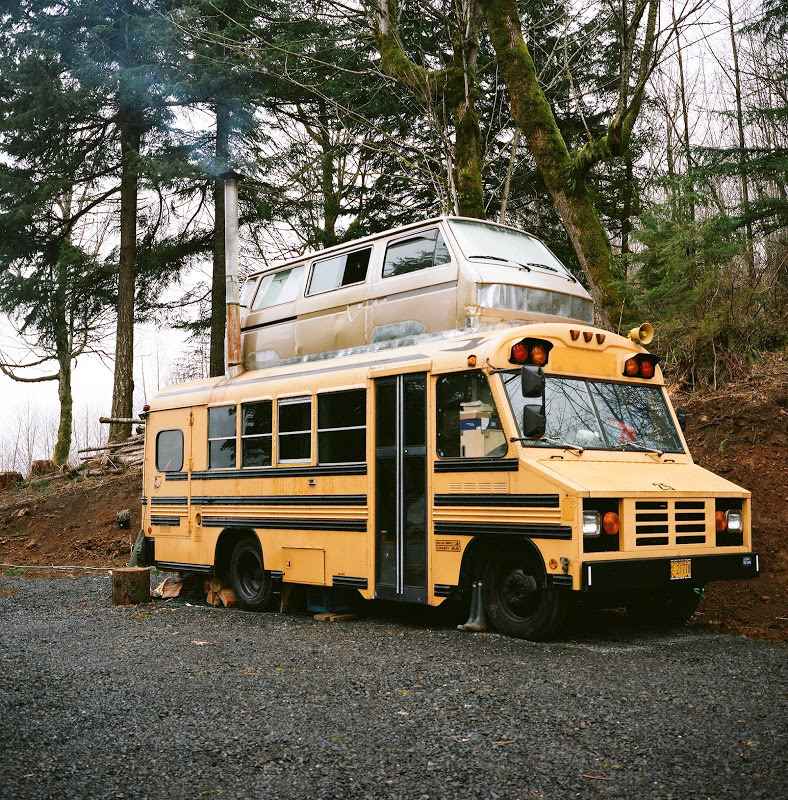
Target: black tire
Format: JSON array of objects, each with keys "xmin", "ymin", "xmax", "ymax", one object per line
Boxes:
[
  {"xmin": 627, "ymin": 586, "xmax": 702, "ymax": 626},
  {"xmin": 229, "ymin": 536, "xmax": 272, "ymax": 611},
  {"xmin": 482, "ymin": 546, "xmax": 569, "ymax": 640}
]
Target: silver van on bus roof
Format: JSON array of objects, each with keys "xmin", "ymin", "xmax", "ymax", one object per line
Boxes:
[{"xmin": 239, "ymin": 216, "xmax": 594, "ymax": 369}]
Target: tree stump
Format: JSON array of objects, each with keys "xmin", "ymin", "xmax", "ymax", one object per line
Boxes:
[{"xmin": 111, "ymin": 567, "xmax": 151, "ymax": 605}]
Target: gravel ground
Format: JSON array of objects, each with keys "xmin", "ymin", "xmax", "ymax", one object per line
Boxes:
[{"xmin": 0, "ymin": 575, "xmax": 785, "ymax": 800}]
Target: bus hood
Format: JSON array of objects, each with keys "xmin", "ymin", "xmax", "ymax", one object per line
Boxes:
[{"xmin": 533, "ymin": 458, "xmax": 749, "ymax": 498}]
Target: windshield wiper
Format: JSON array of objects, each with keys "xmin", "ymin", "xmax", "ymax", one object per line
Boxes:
[
  {"xmin": 510, "ymin": 436, "xmax": 584, "ymax": 454},
  {"xmin": 467, "ymin": 255, "xmax": 531, "ymax": 271},
  {"xmin": 617, "ymin": 442, "xmax": 664, "ymax": 457}
]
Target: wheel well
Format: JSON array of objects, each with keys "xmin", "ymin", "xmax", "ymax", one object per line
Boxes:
[
  {"xmin": 214, "ymin": 528, "xmax": 259, "ymax": 580},
  {"xmin": 459, "ymin": 536, "xmax": 546, "ymax": 591}
]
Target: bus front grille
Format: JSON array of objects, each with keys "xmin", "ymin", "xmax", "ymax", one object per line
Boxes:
[{"xmin": 632, "ymin": 499, "xmax": 708, "ymax": 547}]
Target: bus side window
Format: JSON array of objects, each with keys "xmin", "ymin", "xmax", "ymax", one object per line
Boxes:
[
  {"xmin": 382, "ymin": 229, "xmax": 451, "ymax": 278},
  {"xmin": 242, "ymin": 400, "xmax": 272, "ymax": 467},
  {"xmin": 308, "ymin": 248, "xmax": 371, "ymax": 295},
  {"xmin": 156, "ymin": 429, "xmax": 184, "ymax": 472},
  {"xmin": 318, "ymin": 389, "xmax": 366, "ymax": 464},
  {"xmin": 278, "ymin": 397, "xmax": 312, "ymax": 463},
  {"xmin": 436, "ymin": 371, "xmax": 507, "ymax": 458},
  {"xmin": 208, "ymin": 406, "xmax": 237, "ymax": 469}
]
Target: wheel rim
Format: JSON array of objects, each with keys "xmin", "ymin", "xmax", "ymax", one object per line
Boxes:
[
  {"xmin": 499, "ymin": 566, "xmax": 539, "ymax": 619},
  {"xmin": 236, "ymin": 549, "xmax": 263, "ymax": 598}
]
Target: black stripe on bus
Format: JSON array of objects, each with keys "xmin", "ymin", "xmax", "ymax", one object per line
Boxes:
[
  {"xmin": 165, "ymin": 464, "xmax": 368, "ymax": 481},
  {"xmin": 150, "ymin": 516, "xmax": 181, "ymax": 526},
  {"xmin": 434, "ymin": 522, "xmax": 572, "ymax": 540},
  {"xmin": 332, "ymin": 576, "xmax": 368, "ymax": 589},
  {"xmin": 151, "ymin": 496, "xmax": 188, "ymax": 506},
  {"xmin": 433, "ymin": 584, "xmax": 453, "ymax": 597},
  {"xmin": 156, "ymin": 561, "xmax": 212, "ymax": 575},
  {"xmin": 200, "ymin": 517, "xmax": 367, "ymax": 532},
  {"xmin": 192, "ymin": 495, "xmax": 367, "ymax": 507},
  {"xmin": 433, "ymin": 459, "xmax": 519, "ymax": 473},
  {"xmin": 434, "ymin": 494, "xmax": 560, "ymax": 508}
]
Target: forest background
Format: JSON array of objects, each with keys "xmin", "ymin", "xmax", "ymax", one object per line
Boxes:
[{"xmin": 0, "ymin": 0, "xmax": 785, "ymax": 472}]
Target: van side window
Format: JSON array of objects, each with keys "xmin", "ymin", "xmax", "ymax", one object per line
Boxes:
[
  {"xmin": 251, "ymin": 265, "xmax": 304, "ymax": 310},
  {"xmin": 156, "ymin": 429, "xmax": 184, "ymax": 472},
  {"xmin": 382, "ymin": 229, "xmax": 451, "ymax": 278},
  {"xmin": 436, "ymin": 371, "xmax": 507, "ymax": 458},
  {"xmin": 208, "ymin": 406, "xmax": 236, "ymax": 469},
  {"xmin": 308, "ymin": 248, "xmax": 371, "ymax": 295},
  {"xmin": 241, "ymin": 400, "xmax": 272, "ymax": 467},
  {"xmin": 318, "ymin": 389, "xmax": 366, "ymax": 464},
  {"xmin": 278, "ymin": 397, "xmax": 311, "ymax": 462}
]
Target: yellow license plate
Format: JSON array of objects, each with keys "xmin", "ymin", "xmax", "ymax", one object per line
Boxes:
[{"xmin": 670, "ymin": 559, "xmax": 692, "ymax": 580}]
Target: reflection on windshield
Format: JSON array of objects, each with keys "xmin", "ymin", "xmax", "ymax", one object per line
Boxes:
[
  {"xmin": 449, "ymin": 219, "xmax": 573, "ymax": 279},
  {"xmin": 502, "ymin": 373, "xmax": 684, "ymax": 453}
]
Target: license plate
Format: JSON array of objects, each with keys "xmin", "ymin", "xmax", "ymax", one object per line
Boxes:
[{"xmin": 670, "ymin": 559, "xmax": 692, "ymax": 580}]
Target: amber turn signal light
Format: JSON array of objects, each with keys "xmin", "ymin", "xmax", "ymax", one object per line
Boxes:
[
  {"xmin": 603, "ymin": 511, "xmax": 620, "ymax": 535},
  {"xmin": 715, "ymin": 510, "xmax": 728, "ymax": 532}
]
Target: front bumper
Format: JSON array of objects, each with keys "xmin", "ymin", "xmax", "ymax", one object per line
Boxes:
[{"xmin": 583, "ymin": 552, "xmax": 759, "ymax": 592}]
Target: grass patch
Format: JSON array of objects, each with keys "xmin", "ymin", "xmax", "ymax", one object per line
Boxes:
[{"xmin": 4, "ymin": 567, "xmax": 26, "ymax": 576}]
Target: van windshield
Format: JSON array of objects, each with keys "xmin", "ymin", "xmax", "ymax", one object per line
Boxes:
[
  {"xmin": 501, "ymin": 372, "xmax": 684, "ymax": 453},
  {"xmin": 448, "ymin": 219, "xmax": 574, "ymax": 279}
]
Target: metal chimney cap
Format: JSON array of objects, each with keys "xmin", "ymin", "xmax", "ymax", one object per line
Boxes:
[{"xmin": 219, "ymin": 170, "xmax": 243, "ymax": 182}]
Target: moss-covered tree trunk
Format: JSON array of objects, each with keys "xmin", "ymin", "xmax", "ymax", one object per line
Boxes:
[
  {"xmin": 480, "ymin": 0, "xmax": 622, "ymax": 328},
  {"xmin": 374, "ymin": 0, "xmax": 485, "ymax": 219}
]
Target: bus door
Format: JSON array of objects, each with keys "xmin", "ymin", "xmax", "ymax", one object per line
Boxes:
[
  {"xmin": 374, "ymin": 374, "xmax": 428, "ymax": 603},
  {"xmin": 149, "ymin": 406, "xmax": 196, "ymax": 566}
]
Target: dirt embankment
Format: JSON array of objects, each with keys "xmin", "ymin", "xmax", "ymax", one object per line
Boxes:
[{"xmin": 1, "ymin": 356, "xmax": 786, "ymax": 639}]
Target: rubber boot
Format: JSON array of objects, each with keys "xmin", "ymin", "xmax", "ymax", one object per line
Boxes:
[
  {"xmin": 457, "ymin": 582, "xmax": 478, "ymax": 631},
  {"xmin": 464, "ymin": 579, "xmax": 487, "ymax": 632}
]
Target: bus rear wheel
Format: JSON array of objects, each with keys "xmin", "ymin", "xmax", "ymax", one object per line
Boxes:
[
  {"xmin": 230, "ymin": 536, "xmax": 272, "ymax": 611},
  {"xmin": 482, "ymin": 547, "xmax": 569, "ymax": 640},
  {"xmin": 627, "ymin": 586, "xmax": 702, "ymax": 626}
]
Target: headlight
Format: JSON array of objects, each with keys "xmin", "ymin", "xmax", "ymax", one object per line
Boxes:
[
  {"xmin": 582, "ymin": 510, "xmax": 601, "ymax": 537},
  {"xmin": 726, "ymin": 510, "xmax": 743, "ymax": 533}
]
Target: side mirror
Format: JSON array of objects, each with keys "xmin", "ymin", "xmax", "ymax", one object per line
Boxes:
[
  {"xmin": 521, "ymin": 365, "xmax": 546, "ymax": 438},
  {"xmin": 675, "ymin": 406, "xmax": 687, "ymax": 431},
  {"xmin": 521, "ymin": 364, "xmax": 545, "ymax": 397}
]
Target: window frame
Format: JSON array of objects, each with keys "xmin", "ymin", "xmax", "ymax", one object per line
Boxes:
[
  {"xmin": 155, "ymin": 429, "xmax": 184, "ymax": 473},
  {"xmin": 381, "ymin": 228, "xmax": 451, "ymax": 279},
  {"xmin": 240, "ymin": 399, "xmax": 273, "ymax": 468},
  {"xmin": 435, "ymin": 370, "xmax": 507, "ymax": 460},
  {"xmin": 277, "ymin": 396, "xmax": 313, "ymax": 464},
  {"xmin": 317, "ymin": 388, "xmax": 367, "ymax": 465},
  {"xmin": 306, "ymin": 247, "xmax": 372, "ymax": 297},
  {"xmin": 207, "ymin": 404, "xmax": 237, "ymax": 469},
  {"xmin": 250, "ymin": 264, "xmax": 305, "ymax": 310}
]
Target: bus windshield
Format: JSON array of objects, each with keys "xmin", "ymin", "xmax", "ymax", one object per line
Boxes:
[
  {"xmin": 448, "ymin": 219, "xmax": 574, "ymax": 279},
  {"xmin": 501, "ymin": 373, "xmax": 684, "ymax": 453}
]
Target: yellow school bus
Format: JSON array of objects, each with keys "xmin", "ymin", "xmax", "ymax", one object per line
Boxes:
[{"xmin": 139, "ymin": 321, "xmax": 758, "ymax": 639}]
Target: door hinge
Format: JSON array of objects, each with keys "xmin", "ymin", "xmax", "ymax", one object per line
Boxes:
[
  {"xmin": 187, "ymin": 458, "xmax": 194, "ymax": 472},
  {"xmin": 188, "ymin": 411, "xmax": 195, "ymax": 426}
]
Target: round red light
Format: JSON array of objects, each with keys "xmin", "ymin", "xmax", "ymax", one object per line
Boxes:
[
  {"xmin": 603, "ymin": 511, "xmax": 620, "ymax": 535},
  {"xmin": 640, "ymin": 359, "xmax": 655, "ymax": 379},
  {"xmin": 531, "ymin": 343, "xmax": 548, "ymax": 366},
  {"xmin": 624, "ymin": 358, "xmax": 639, "ymax": 377},
  {"xmin": 511, "ymin": 342, "xmax": 529, "ymax": 363},
  {"xmin": 715, "ymin": 510, "xmax": 728, "ymax": 532}
]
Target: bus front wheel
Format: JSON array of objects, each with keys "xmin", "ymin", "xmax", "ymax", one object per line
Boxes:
[
  {"xmin": 482, "ymin": 547, "xmax": 569, "ymax": 640},
  {"xmin": 230, "ymin": 536, "xmax": 272, "ymax": 611}
]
